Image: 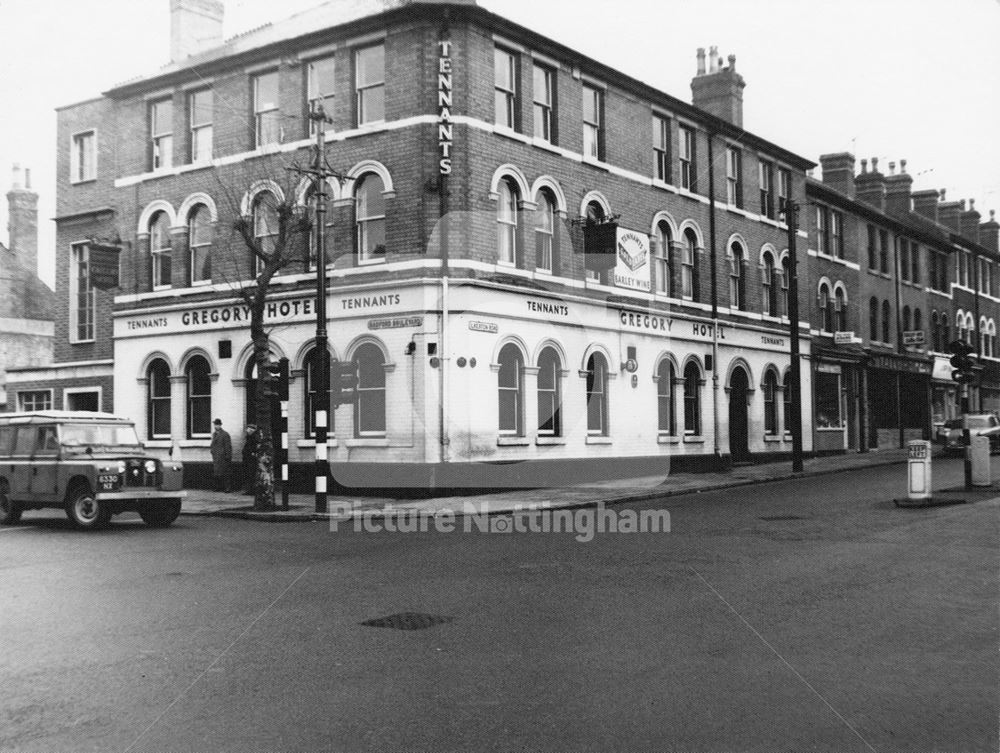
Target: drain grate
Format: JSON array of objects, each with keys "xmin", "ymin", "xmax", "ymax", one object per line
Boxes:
[
  {"xmin": 360, "ymin": 612, "xmax": 454, "ymax": 631},
  {"xmin": 758, "ymin": 515, "xmax": 806, "ymax": 522}
]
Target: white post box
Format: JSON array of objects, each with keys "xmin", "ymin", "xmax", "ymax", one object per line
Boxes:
[
  {"xmin": 970, "ymin": 436, "xmax": 991, "ymax": 487},
  {"xmin": 907, "ymin": 440, "xmax": 931, "ymax": 501}
]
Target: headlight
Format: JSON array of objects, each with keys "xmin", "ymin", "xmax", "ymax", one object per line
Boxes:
[
  {"xmin": 144, "ymin": 460, "xmax": 157, "ymax": 474},
  {"xmin": 117, "ymin": 461, "xmax": 127, "ymax": 473}
]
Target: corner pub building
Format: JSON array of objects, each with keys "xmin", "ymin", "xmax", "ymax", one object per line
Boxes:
[{"xmin": 16, "ymin": 0, "xmax": 817, "ymax": 489}]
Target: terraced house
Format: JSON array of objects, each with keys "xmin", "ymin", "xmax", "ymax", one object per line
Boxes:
[{"xmin": 14, "ymin": 0, "xmax": 823, "ymax": 488}]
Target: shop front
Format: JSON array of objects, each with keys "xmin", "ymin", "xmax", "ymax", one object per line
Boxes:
[
  {"xmin": 865, "ymin": 352, "xmax": 933, "ymax": 449},
  {"xmin": 811, "ymin": 342, "xmax": 864, "ymax": 453}
]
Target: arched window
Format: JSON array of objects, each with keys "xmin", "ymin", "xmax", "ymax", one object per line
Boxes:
[
  {"xmin": 188, "ymin": 204, "xmax": 213, "ymax": 284},
  {"xmin": 729, "ymin": 242, "xmax": 746, "ymax": 311},
  {"xmin": 303, "ymin": 349, "xmax": 333, "ymax": 438},
  {"xmin": 869, "ymin": 297, "xmax": 879, "ymax": 341},
  {"xmin": 150, "ymin": 211, "xmax": 172, "ymax": 288},
  {"xmin": 537, "ymin": 347, "xmax": 561, "ymax": 436},
  {"xmin": 931, "ymin": 311, "xmax": 940, "ymax": 352},
  {"xmin": 683, "ymin": 361, "xmax": 701, "ymax": 435},
  {"xmin": 185, "ymin": 355, "xmax": 212, "ymax": 438},
  {"xmin": 783, "ymin": 371, "xmax": 793, "ymax": 435},
  {"xmin": 497, "ymin": 343, "xmax": 524, "ymax": 436},
  {"xmin": 356, "ymin": 173, "xmax": 387, "ymax": 263},
  {"xmin": 586, "ymin": 352, "xmax": 609, "ymax": 436},
  {"xmin": 353, "ymin": 343, "xmax": 386, "ymax": 437},
  {"xmin": 534, "ymin": 190, "xmax": 555, "ymax": 273},
  {"xmin": 682, "ymin": 229, "xmax": 699, "ymax": 301},
  {"xmin": 819, "ymin": 282, "xmax": 832, "ymax": 332},
  {"xmin": 762, "ymin": 250, "xmax": 777, "ymax": 316},
  {"xmin": 584, "ymin": 201, "xmax": 606, "ymax": 281},
  {"xmin": 654, "ymin": 221, "xmax": 673, "ymax": 296},
  {"xmin": 913, "ymin": 308, "xmax": 922, "ymax": 340},
  {"xmin": 252, "ymin": 191, "xmax": 279, "ymax": 275},
  {"xmin": 940, "ymin": 314, "xmax": 949, "ymax": 352},
  {"xmin": 835, "ymin": 287, "xmax": 846, "ymax": 332},
  {"xmin": 780, "ymin": 255, "xmax": 790, "ymax": 316},
  {"xmin": 497, "ymin": 178, "xmax": 519, "ymax": 265},
  {"xmin": 763, "ymin": 369, "xmax": 779, "ymax": 435},
  {"xmin": 147, "ymin": 359, "xmax": 172, "ymax": 440},
  {"xmin": 657, "ymin": 359, "xmax": 675, "ymax": 435},
  {"xmin": 882, "ymin": 300, "xmax": 892, "ymax": 344},
  {"xmin": 966, "ymin": 313, "xmax": 975, "ymax": 346},
  {"xmin": 902, "ymin": 306, "xmax": 911, "ymax": 334}
]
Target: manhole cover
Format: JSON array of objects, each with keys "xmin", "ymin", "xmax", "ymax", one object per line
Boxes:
[
  {"xmin": 758, "ymin": 515, "xmax": 806, "ymax": 522},
  {"xmin": 360, "ymin": 612, "xmax": 454, "ymax": 631}
]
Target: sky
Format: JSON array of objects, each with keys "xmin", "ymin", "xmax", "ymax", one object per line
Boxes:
[{"xmin": 1, "ymin": 0, "xmax": 997, "ymax": 288}]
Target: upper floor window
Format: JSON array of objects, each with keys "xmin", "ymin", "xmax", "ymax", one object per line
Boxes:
[
  {"xmin": 150, "ymin": 211, "xmax": 172, "ymax": 289},
  {"xmin": 777, "ymin": 167, "xmax": 790, "ymax": 222},
  {"xmin": 252, "ymin": 192, "xmax": 279, "ymax": 274},
  {"xmin": 867, "ymin": 225, "xmax": 877, "ymax": 270},
  {"xmin": 585, "ymin": 352, "xmax": 609, "ymax": 436},
  {"xmin": 307, "ymin": 56, "xmax": 336, "ymax": 133},
  {"xmin": 356, "ymin": 44, "xmax": 385, "ymax": 125},
  {"xmin": 816, "ymin": 206, "xmax": 829, "ymax": 255},
  {"xmin": 356, "ymin": 173, "xmax": 387, "ymax": 263},
  {"xmin": 189, "ymin": 89, "xmax": 213, "ymax": 163},
  {"xmin": 882, "ymin": 299, "xmax": 891, "ymax": 344},
  {"xmin": 869, "ymin": 297, "xmax": 879, "ymax": 341},
  {"xmin": 729, "ymin": 242, "xmax": 746, "ymax": 311},
  {"xmin": 931, "ymin": 311, "xmax": 941, "ymax": 352},
  {"xmin": 835, "ymin": 287, "xmax": 846, "ymax": 332},
  {"xmin": 900, "ymin": 239, "xmax": 910, "ymax": 281},
  {"xmin": 653, "ymin": 115, "xmax": 670, "ymax": 184},
  {"xmin": 253, "ymin": 71, "xmax": 280, "ymax": 147},
  {"xmin": 679, "ymin": 126, "xmax": 696, "ymax": 192},
  {"xmin": 532, "ymin": 64, "xmax": 554, "ymax": 143},
  {"xmin": 819, "ymin": 282, "xmax": 833, "ymax": 332},
  {"xmin": 353, "ymin": 344, "xmax": 386, "ymax": 437},
  {"xmin": 583, "ymin": 200, "xmax": 606, "ymax": 282},
  {"xmin": 911, "ymin": 242, "xmax": 921, "ymax": 285},
  {"xmin": 497, "ymin": 343, "xmax": 524, "ymax": 436},
  {"xmin": 150, "ymin": 98, "xmax": 173, "ymax": 170},
  {"xmin": 185, "ymin": 356, "xmax": 212, "ymax": 439},
  {"xmin": 494, "ymin": 48, "xmax": 517, "ymax": 130},
  {"xmin": 582, "ymin": 85, "xmax": 603, "ymax": 160},
  {"xmin": 497, "ymin": 178, "xmax": 519, "ymax": 266},
  {"xmin": 71, "ymin": 130, "xmax": 96, "ymax": 183},
  {"xmin": 780, "ymin": 256, "xmax": 790, "ymax": 316},
  {"xmin": 830, "ymin": 210, "xmax": 843, "ymax": 258},
  {"xmin": 759, "ymin": 160, "xmax": 774, "ymax": 219},
  {"xmin": 654, "ymin": 221, "xmax": 673, "ymax": 296},
  {"xmin": 879, "ymin": 229, "xmax": 889, "ymax": 274},
  {"xmin": 762, "ymin": 250, "xmax": 777, "ymax": 316},
  {"xmin": 537, "ymin": 347, "xmax": 562, "ymax": 436},
  {"xmin": 902, "ymin": 306, "xmax": 912, "ymax": 333},
  {"xmin": 188, "ymin": 205, "xmax": 213, "ymax": 284},
  {"xmin": 725, "ymin": 146, "xmax": 742, "ymax": 208},
  {"xmin": 682, "ymin": 229, "xmax": 699, "ymax": 301},
  {"xmin": 70, "ymin": 243, "xmax": 95, "ymax": 343},
  {"xmin": 534, "ymin": 190, "xmax": 555, "ymax": 273},
  {"xmin": 18, "ymin": 391, "xmax": 52, "ymax": 412},
  {"xmin": 980, "ymin": 258, "xmax": 992, "ymax": 294}
]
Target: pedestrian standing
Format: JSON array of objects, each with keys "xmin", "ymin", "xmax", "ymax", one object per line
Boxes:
[
  {"xmin": 242, "ymin": 424, "xmax": 260, "ymax": 495},
  {"xmin": 210, "ymin": 418, "xmax": 233, "ymax": 493}
]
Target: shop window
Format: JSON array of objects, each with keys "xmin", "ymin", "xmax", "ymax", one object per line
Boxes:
[
  {"xmin": 354, "ymin": 344, "xmax": 386, "ymax": 437},
  {"xmin": 497, "ymin": 343, "xmax": 524, "ymax": 436},
  {"xmin": 536, "ymin": 347, "xmax": 562, "ymax": 436},
  {"xmin": 815, "ymin": 370, "xmax": 842, "ymax": 429},
  {"xmin": 657, "ymin": 359, "xmax": 675, "ymax": 435},
  {"xmin": 683, "ymin": 361, "xmax": 701, "ymax": 435},
  {"xmin": 586, "ymin": 352, "xmax": 609, "ymax": 436},
  {"xmin": 147, "ymin": 359, "xmax": 172, "ymax": 440},
  {"xmin": 185, "ymin": 355, "xmax": 212, "ymax": 438},
  {"xmin": 783, "ymin": 372, "xmax": 793, "ymax": 433}
]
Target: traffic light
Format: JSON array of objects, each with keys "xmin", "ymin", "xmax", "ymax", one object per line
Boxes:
[
  {"xmin": 331, "ymin": 360, "xmax": 359, "ymax": 407},
  {"xmin": 948, "ymin": 340, "xmax": 977, "ymax": 383}
]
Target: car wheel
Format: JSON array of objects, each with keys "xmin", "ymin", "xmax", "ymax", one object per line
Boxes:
[
  {"xmin": 138, "ymin": 501, "xmax": 182, "ymax": 528},
  {"xmin": 0, "ymin": 489, "xmax": 21, "ymax": 525},
  {"xmin": 66, "ymin": 487, "xmax": 110, "ymax": 529}
]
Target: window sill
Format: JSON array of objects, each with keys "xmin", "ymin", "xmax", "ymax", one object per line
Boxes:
[
  {"xmin": 535, "ymin": 436, "xmax": 565, "ymax": 446},
  {"xmin": 497, "ymin": 436, "xmax": 530, "ymax": 447},
  {"xmin": 191, "ymin": 279, "xmax": 213, "ymax": 287},
  {"xmin": 153, "ymin": 285, "xmax": 171, "ymax": 292},
  {"xmin": 180, "ymin": 439, "xmax": 211, "ymax": 448},
  {"xmin": 816, "ymin": 426, "xmax": 845, "ymax": 432},
  {"xmin": 70, "ymin": 339, "xmax": 96, "ymax": 345},
  {"xmin": 586, "ymin": 436, "xmax": 612, "ymax": 445},
  {"xmin": 683, "ymin": 435, "xmax": 705, "ymax": 444},
  {"xmin": 530, "ymin": 137, "xmax": 562, "ymax": 154},
  {"xmin": 143, "ymin": 440, "xmax": 173, "ymax": 449},
  {"xmin": 70, "ymin": 178, "xmax": 97, "ymax": 186},
  {"xmin": 657, "ymin": 434, "xmax": 680, "ymax": 445},
  {"xmin": 344, "ymin": 437, "xmax": 389, "ymax": 448},
  {"xmin": 763, "ymin": 434, "xmax": 783, "ymax": 444},
  {"xmin": 296, "ymin": 439, "xmax": 339, "ymax": 449},
  {"xmin": 581, "ymin": 155, "xmax": 610, "ymax": 171}
]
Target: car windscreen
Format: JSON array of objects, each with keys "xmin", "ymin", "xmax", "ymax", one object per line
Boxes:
[
  {"xmin": 61, "ymin": 424, "xmax": 142, "ymax": 452},
  {"xmin": 944, "ymin": 417, "xmax": 990, "ymax": 429}
]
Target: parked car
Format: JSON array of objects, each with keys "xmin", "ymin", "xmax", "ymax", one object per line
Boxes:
[
  {"xmin": 937, "ymin": 414, "xmax": 1000, "ymax": 455},
  {"xmin": 0, "ymin": 411, "xmax": 185, "ymax": 529}
]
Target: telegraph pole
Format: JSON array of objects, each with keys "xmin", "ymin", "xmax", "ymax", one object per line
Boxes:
[{"xmin": 786, "ymin": 200, "xmax": 804, "ymax": 473}]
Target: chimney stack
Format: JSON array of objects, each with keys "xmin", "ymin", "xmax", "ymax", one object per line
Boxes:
[
  {"xmin": 911, "ymin": 189, "xmax": 940, "ymax": 223},
  {"xmin": 170, "ymin": 0, "xmax": 224, "ymax": 62},
  {"xmin": 855, "ymin": 156, "xmax": 886, "ymax": 211},
  {"xmin": 691, "ymin": 46, "xmax": 746, "ymax": 127},
  {"xmin": 885, "ymin": 158, "xmax": 913, "ymax": 215},
  {"xmin": 980, "ymin": 210, "xmax": 999, "ymax": 253},
  {"xmin": 7, "ymin": 164, "xmax": 39, "ymax": 275},
  {"xmin": 938, "ymin": 198, "xmax": 965, "ymax": 232},
  {"xmin": 959, "ymin": 200, "xmax": 981, "ymax": 244},
  {"xmin": 818, "ymin": 153, "xmax": 856, "ymax": 198}
]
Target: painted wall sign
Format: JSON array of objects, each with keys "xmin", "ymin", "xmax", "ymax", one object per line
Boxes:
[
  {"xmin": 126, "ymin": 317, "xmax": 168, "ymax": 331},
  {"xmin": 369, "ymin": 316, "xmax": 424, "ymax": 330},
  {"xmin": 869, "ymin": 354, "xmax": 932, "ymax": 375},
  {"xmin": 342, "ymin": 293, "xmax": 402, "ymax": 310},
  {"xmin": 761, "ymin": 335, "xmax": 785, "ymax": 347},
  {"xmin": 181, "ymin": 297, "xmax": 315, "ymax": 327},
  {"xmin": 437, "ymin": 39, "xmax": 453, "ymax": 175},
  {"xmin": 526, "ymin": 300, "xmax": 569, "ymax": 318},
  {"xmin": 617, "ymin": 310, "xmax": 727, "ymax": 341},
  {"xmin": 834, "ymin": 331, "xmax": 856, "ymax": 345},
  {"xmin": 468, "ymin": 321, "xmax": 498, "ymax": 333},
  {"xmin": 613, "ymin": 228, "xmax": 651, "ymax": 292}
]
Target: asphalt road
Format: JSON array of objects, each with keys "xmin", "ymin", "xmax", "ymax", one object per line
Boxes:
[{"xmin": 1, "ymin": 456, "xmax": 997, "ymax": 753}]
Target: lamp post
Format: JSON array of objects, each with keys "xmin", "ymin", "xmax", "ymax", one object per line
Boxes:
[{"xmin": 786, "ymin": 200, "xmax": 804, "ymax": 473}]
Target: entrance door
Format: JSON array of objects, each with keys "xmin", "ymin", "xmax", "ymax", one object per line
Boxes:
[{"xmin": 729, "ymin": 367, "xmax": 750, "ymax": 462}]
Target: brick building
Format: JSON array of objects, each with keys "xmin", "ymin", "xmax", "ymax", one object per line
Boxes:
[
  {"xmin": 1, "ymin": 165, "xmax": 55, "ymax": 411},
  {"xmin": 15, "ymin": 0, "xmax": 829, "ymax": 488}
]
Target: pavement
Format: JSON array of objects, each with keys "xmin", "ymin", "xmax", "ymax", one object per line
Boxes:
[{"xmin": 181, "ymin": 447, "xmax": 921, "ymax": 521}]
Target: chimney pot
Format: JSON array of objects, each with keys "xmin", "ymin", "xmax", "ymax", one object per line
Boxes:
[
  {"xmin": 871, "ymin": 157, "xmax": 879, "ymax": 173},
  {"xmin": 940, "ymin": 189, "xmax": 947, "ymax": 200},
  {"xmin": 970, "ymin": 199, "xmax": 976, "ymax": 210},
  {"xmin": 727, "ymin": 54, "xmax": 736, "ymax": 71},
  {"xmin": 709, "ymin": 46, "xmax": 718, "ymax": 72},
  {"xmin": 696, "ymin": 47, "xmax": 706, "ymax": 75},
  {"xmin": 860, "ymin": 158, "xmax": 868, "ymax": 174},
  {"xmin": 888, "ymin": 161, "xmax": 896, "ymax": 175},
  {"xmin": 24, "ymin": 168, "xmax": 31, "ymax": 191},
  {"xmin": 11, "ymin": 163, "xmax": 21, "ymax": 190},
  {"xmin": 900, "ymin": 159, "xmax": 907, "ymax": 174},
  {"xmin": 992, "ymin": 210, "xmax": 996, "ymax": 222}
]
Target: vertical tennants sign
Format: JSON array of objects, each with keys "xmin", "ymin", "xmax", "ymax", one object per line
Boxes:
[{"xmin": 438, "ymin": 39, "xmax": 453, "ymax": 175}]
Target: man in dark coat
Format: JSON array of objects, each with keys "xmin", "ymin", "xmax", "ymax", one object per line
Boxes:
[
  {"xmin": 210, "ymin": 418, "xmax": 233, "ymax": 492},
  {"xmin": 241, "ymin": 425, "xmax": 260, "ymax": 495}
]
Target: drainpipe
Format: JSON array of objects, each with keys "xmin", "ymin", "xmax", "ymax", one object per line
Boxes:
[{"xmin": 707, "ymin": 130, "xmax": 720, "ymax": 460}]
